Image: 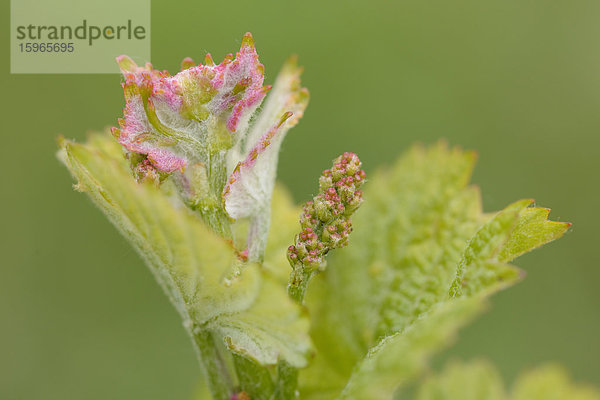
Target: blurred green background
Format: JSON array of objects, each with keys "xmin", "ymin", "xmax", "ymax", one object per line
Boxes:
[{"xmin": 2, "ymin": 0, "xmax": 599, "ymax": 398}]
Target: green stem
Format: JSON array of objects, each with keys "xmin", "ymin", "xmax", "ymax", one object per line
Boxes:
[
  {"xmin": 193, "ymin": 330, "xmax": 234, "ymax": 400},
  {"xmin": 206, "ymin": 150, "xmax": 232, "ymax": 239},
  {"xmin": 287, "ymin": 266, "xmax": 314, "ymax": 304},
  {"xmin": 197, "ymin": 205, "xmax": 232, "ymax": 239},
  {"xmin": 274, "ymin": 361, "xmax": 299, "ymax": 400},
  {"xmin": 187, "ymin": 150, "xmax": 232, "ymax": 239},
  {"xmin": 233, "ymin": 354, "xmax": 275, "ymax": 399},
  {"xmin": 273, "ymin": 266, "xmax": 314, "ymax": 399}
]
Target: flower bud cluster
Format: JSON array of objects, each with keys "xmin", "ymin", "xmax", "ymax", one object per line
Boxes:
[{"xmin": 288, "ymin": 152, "xmax": 365, "ymax": 270}]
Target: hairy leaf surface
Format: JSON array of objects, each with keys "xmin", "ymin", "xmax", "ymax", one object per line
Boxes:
[
  {"xmin": 302, "ymin": 142, "xmax": 570, "ymax": 399},
  {"xmin": 59, "ymin": 132, "xmax": 311, "ymax": 367}
]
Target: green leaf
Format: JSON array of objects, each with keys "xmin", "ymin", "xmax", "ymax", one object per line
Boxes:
[
  {"xmin": 498, "ymin": 207, "xmax": 572, "ymax": 263},
  {"xmin": 216, "ymin": 276, "xmax": 311, "ymax": 368},
  {"xmin": 450, "ymin": 198, "xmax": 572, "ymax": 297},
  {"xmin": 263, "ymin": 184, "xmax": 302, "ymax": 285},
  {"xmin": 338, "ymin": 296, "xmax": 485, "ymax": 400},
  {"xmin": 306, "ymin": 143, "xmax": 482, "ymax": 370},
  {"xmin": 297, "ymin": 354, "xmax": 349, "ymax": 400},
  {"xmin": 415, "ymin": 359, "xmax": 507, "ymax": 400},
  {"xmin": 58, "ymin": 132, "xmax": 311, "ymax": 368},
  {"xmin": 513, "ymin": 365, "xmax": 600, "ymax": 400},
  {"xmin": 301, "ymin": 142, "xmax": 570, "ymax": 399},
  {"xmin": 448, "ymin": 199, "xmax": 533, "ymax": 298},
  {"xmin": 415, "ymin": 360, "xmax": 600, "ymax": 400}
]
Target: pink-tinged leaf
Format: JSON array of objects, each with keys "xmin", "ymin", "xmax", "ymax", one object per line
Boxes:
[
  {"xmin": 113, "ymin": 33, "xmax": 270, "ymax": 175},
  {"xmin": 147, "ymin": 148, "xmax": 186, "ymax": 173},
  {"xmin": 180, "ymin": 57, "xmax": 195, "ymax": 71},
  {"xmin": 114, "ymin": 56, "xmax": 186, "ymax": 173},
  {"xmin": 221, "ymin": 56, "xmax": 309, "ymax": 260},
  {"xmin": 175, "ymin": 32, "xmax": 268, "ymax": 133},
  {"xmin": 242, "ymin": 55, "xmax": 309, "ymax": 157},
  {"xmin": 223, "ymin": 112, "xmax": 294, "ymax": 260}
]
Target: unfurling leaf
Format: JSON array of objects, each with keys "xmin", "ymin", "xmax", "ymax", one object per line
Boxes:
[
  {"xmin": 58, "ymin": 132, "xmax": 311, "ymax": 368},
  {"xmin": 223, "ymin": 56, "xmax": 309, "ymax": 261}
]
